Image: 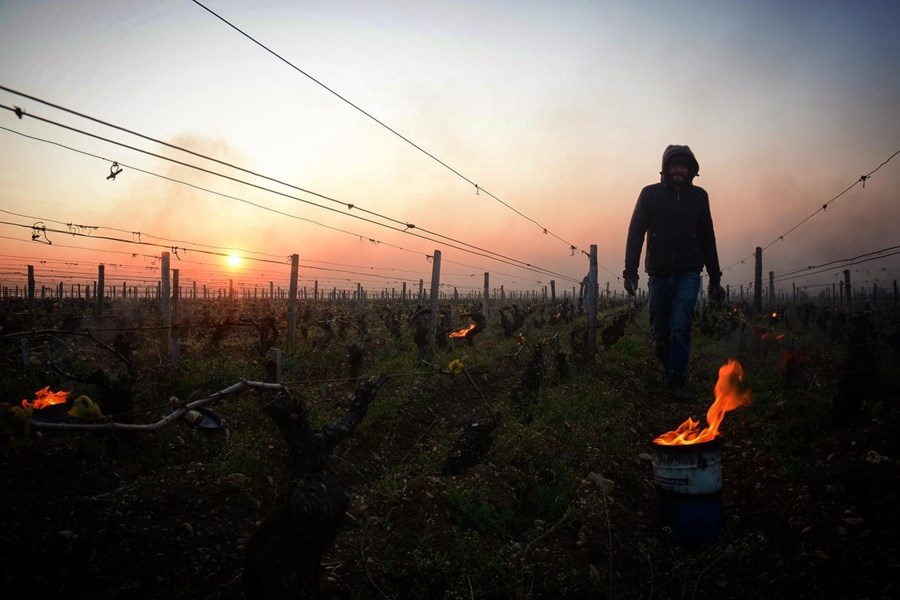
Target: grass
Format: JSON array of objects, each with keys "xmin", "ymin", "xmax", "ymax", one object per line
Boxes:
[{"xmin": 5, "ymin": 297, "xmax": 898, "ymax": 599}]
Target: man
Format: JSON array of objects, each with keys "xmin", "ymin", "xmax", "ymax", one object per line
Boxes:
[{"xmin": 623, "ymin": 144, "xmax": 725, "ymax": 400}]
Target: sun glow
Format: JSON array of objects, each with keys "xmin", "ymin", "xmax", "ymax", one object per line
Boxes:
[{"xmin": 227, "ymin": 252, "xmax": 242, "ymax": 268}]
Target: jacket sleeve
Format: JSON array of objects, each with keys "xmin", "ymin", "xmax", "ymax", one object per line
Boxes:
[
  {"xmin": 623, "ymin": 189, "xmax": 649, "ymax": 279},
  {"xmin": 698, "ymin": 193, "xmax": 722, "ymax": 284}
]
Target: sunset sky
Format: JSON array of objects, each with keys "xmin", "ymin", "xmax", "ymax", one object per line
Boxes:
[{"xmin": 1, "ymin": 0, "xmax": 898, "ymax": 299}]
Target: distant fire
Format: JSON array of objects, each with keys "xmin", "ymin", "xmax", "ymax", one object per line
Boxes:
[
  {"xmin": 449, "ymin": 323, "xmax": 476, "ymax": 338},
  {"xmin": 22, "ymin": 386, "xmax": 71, "ymax": 410},
  {"xmin": 653, "ymin": 359, "xmax": 751, "ymax": 445}
]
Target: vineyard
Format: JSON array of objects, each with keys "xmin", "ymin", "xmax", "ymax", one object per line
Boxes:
[
  {"xmin": 1, "ymin": 292, "xmax": 898, "ymax": 600},
  {"xmin": 2, "ymin": 2, "xmax": 900, "ymax": 598}
]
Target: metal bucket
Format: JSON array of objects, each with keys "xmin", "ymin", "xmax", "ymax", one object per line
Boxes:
[{"xmin": 651, "ymin": 438, "xmax": 723, "ymax": 545}]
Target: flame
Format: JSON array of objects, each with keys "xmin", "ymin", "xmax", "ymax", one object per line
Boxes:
[
  {"xmin": 449, "ymin": 323, "xmax": 476, "ymax": 338},
  {"xmin": 22, "ymin": 386, "xmax": 71, "ymax": 410},
  {"xmin": 653, "ymin": 359, "xmax": 751, "ymax": 445}
]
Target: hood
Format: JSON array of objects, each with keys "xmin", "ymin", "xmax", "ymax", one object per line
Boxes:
[{"xmin": 659, "ymin": 144, "xmax": 700, "ymax": 184}]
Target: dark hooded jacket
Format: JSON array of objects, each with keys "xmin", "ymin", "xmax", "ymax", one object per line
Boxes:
[{"xmin": 623, "ymin": 145, "xmax": 722, "ymax": 284}]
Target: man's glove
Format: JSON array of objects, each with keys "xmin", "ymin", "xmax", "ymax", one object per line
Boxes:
[
  {"xmin": 708, "ymin": 282, "xmax": 726, "ymax": 305},
  {"xmin": 624, "ymin": 277, "xmax": 638, "ymax": 297}
]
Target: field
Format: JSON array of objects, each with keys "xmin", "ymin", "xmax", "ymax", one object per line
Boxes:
[{"xmin": 1, "ymin": 295, "xmax": 898, "ymax": 599}]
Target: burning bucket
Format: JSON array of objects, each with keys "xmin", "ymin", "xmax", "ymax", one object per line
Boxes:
[
  {"xmin": 22, "ymin": 386, "xmax": 72, "ymax": 422},
  {"xmin": 650, "ymin": 359, "xmax": 751, "ymax": 545},
  {"xmin": 652, "ymin": 439, "xmax": 722, "ymax": 545}
]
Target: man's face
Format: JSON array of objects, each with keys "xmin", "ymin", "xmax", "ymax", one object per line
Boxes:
[{"xmin": 667, "ymin": 159, "xmax": 691, "ymax": 187}]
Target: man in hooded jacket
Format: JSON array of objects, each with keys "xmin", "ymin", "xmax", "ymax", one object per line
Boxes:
[{"xmin": 623, "ymin": 144, "xmax": 725, "ymax": 400}]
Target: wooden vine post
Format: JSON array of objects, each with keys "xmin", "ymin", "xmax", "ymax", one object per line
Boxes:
[
  {"xmin": 843, "ymin": 269, "xmax": 852, "ymax": 309},
  {"xmin": 95, "ymin": 264, "xmax": 105, "ymax": 316},
  {"xmin": 171, "ymin": 269, "xmax": 181, "ymax": 367},
  {"xmin": 287, "ymin": 254, "xmax": 299, "ymax": 348},
  {"xmin": 427, "ymin": 250, "xmax": 441, "ymax": 362},
  {"xmin": 893, "ymin": 280, "xmax": 898, "ymax": 316},
  {"xmin": 160, "ymin": 252, "xmax": 171, "ymax": 359},
  {"xmin": 753, "ymin": 246, "xmax": 763, "ymax": 314},
  {"xmin": 587, "ymin": 245, "xmax": 598, "ymax": 360},
  {"xmin": 482, "ymin": 272, "xmax": 489, "ymax": 318},
  {"xmin": 27, "ymin": 265, "xmax": 35, "ymax": 324}
]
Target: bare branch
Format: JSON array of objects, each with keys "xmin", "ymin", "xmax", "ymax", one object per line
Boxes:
[{"xmin": 29, "ymin": 380, "xmax": 286, "ymax": 433}]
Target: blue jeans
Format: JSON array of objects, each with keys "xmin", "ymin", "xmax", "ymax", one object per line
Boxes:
[{"xmin": 648, "ymin": 273, "xmax": 701, "ymax": 385}]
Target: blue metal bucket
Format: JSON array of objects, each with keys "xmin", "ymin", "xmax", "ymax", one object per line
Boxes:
[{"xmin": 651, "ymin": 438, "xmax": 723, "ymax": 545}]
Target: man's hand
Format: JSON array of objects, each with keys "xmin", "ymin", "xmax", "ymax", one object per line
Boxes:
[
  {"xmin": 708, "ymin": 282, "xmax": 726, "ymax": 305},
  {"xmin": 624, "ymin": 278, "xmax": 638, "ymax": 297}
]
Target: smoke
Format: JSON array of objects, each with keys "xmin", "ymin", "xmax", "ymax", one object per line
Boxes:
[{"xmin": 112, "ymin": 132, "xmax": 253, "ymax": 237}]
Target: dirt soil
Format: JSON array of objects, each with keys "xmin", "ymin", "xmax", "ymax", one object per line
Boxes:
[{"xmin": 1, "ymin": 314, "xmax": 899, "ymax": 599}]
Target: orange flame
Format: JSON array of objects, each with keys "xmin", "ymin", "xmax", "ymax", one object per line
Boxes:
[
  {"xmin": 22, "ymin": 386, "xmax": 71, "ymax": 410},
  {"xmin": 653, "ymin": 359, "xmax": 751, "ymax": 445},
  {"xmin": 449, "ymin": 323, "xmax": 476, "ymax": 338}
]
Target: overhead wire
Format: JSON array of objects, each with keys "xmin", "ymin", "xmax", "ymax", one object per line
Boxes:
[
  {"xmin": 791, "ymin": 271, "xmax": 896, "ymax": 291},
  {"xmin": 0, "ymin": 207, "xmax": 285, "ymax": 260},
  {"xmin": 722, "ymin": 149, "xmax": 900, "ymax": 271},
  {"xmin": 0, "ymin": 232, "xmax": 469, "ymax": 294},
  {"xmin": 772, "ymin": 246, "xmax": 900, "ymax": 283},
  {"xmin": 1, "ymin": 253, "xmax": 285, "ymax": 288},
  {"xmin": 0, "ymin": 219, "xmax": 285, "ymax": 263},
  {"xmin": 0, "ymin": 222, "xmax": 426, "ymax": 288},
  {"xmin": 0, "ymin": 85, "xmax": 418, "ymax": 230},
  {"xmin": 0, "ymin": 125, "xmax": 392, "ymax": 253},
  {"xmin": 771, "ymin": 244, "xmax": 900, "ymax": 280},
  {"xmin": 0, "ymin": 221, "xmax": 502, "ymax": 292},
  {"xmin": 0, "ymin": 85, "xmax": 558, "ymax": 275},
  {"xmin": 0, "ymin": 87, "xmax": 584, "ymax": 281},
  {"xmin": 187, "ymin": 1, "xmax": 589, "ymax": 259},
  {"xmin": 0, "ymin": 240, "xmax": 293, "ymax": 292},
  {"xmin": 0, "ymin": 108, "xmax": 578, "ymax": 284},
  {"xmin": 0, "ymin": 204, "xmax": 548, "ymax": 293}
]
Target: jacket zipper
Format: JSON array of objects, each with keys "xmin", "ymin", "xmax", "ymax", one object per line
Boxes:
[{"xmin": 672, "ymin": 192, "xmax": 681, "ymax": 270}]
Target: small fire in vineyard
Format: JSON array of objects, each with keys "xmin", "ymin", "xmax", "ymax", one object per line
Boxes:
[
  {"xmin": 22, "ymin": 386, "xmax": 70, "ymax": 410},
  {"xmin": 449, "ymin": 323, "xmax": 476, "ymax": 338},
  {"xmin": 654, "ymin": 359, "xmax": 751, "ymax": 445}
]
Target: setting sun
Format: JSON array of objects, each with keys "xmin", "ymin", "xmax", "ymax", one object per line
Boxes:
[{"xmin": 227, "ymin": 252, "xmax": 242, "ymax": 268}]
